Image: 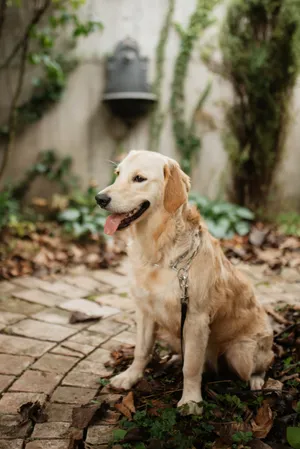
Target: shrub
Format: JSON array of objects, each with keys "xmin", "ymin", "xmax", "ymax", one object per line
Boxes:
[
  {"xmin": 220, "ymin": 0, "xmax": 300, "ymax": 211},
  {"xmin": 189, "ymin": 192, "xmax": 254, "ymax": 239}
]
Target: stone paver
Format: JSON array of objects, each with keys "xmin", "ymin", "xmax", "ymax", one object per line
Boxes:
[
  {"xmin": 88, "ymin": 318, "xmax": 128, "ymax": 336},
  {"xmin": 25, "ymin": 442, "xmax": 69, "ymax": 449},
  {"xmin": 13, "ymin": 289, "xmax": 62, "ymax": 307},
  {"xmin": 59, "ymin": 298, "xmax": 120, "ymax": 318},
  {"xmin": 101, "ymin": 339, "xmax": 124, "ymax": 351},
  {"xmin": 38, "ymin": 281, "xmax": 88, "ymax": 299},
  {"xmin": 9, "ymin": 370, "xmax": 62, "ymax": 395},
  {"xmin": 63, "ymin": 275, "xmax": 107, "ymax": 292},
  {"xmin": 0, "ymin": 297, "xmax": 45, "ymax": 316},
  {"xmin": 112, "ymin": 330, "xmax": 136, "ymax": 346},
  {"xmin": 50, "ymin": 346, "xmax": 83, "ymax": 358},
  {"xmin": 31, "ymin": 353, "xmax": 78, "ymax": 374},
  {"xmin": 95, "ymin": 294, "xmax": 134, "ymax": 310},
  {"xmin": 62, "ymin": 370, "xmax": 100, "ymax": 388},
  {"xmin": 0, "ymin": 392, "xmax": 47, "ymax": 413},
  {"xmin": 0, "ymin": 413, "xmax": 32, "ymax": 438},
  {"xmin": 45, "ymin": 403, "xmax": 73, "ymax": 422},
  {"xmin": 75, "ymin": 360, "xmax": 113, "ymax": 376},
  {"xmin": 51, "ymin": 386, "xmax": 97, "ymax": 404},
  {"xmin": 0, "ymin": 335, "xmax": 54, "ymax": 357},
  {"xmin": 31, "ymin": 308, "xmax": 87, "ymax": 328},
  {"xmin": 67, "ymin": 330, "xmax": 108, "ymax": 347},
  {"xmin": 13, "ymin": 277, "xmax": 51, "ymax": 289},
  {"xmin": 32, "ymin": 422, "xmax": 70, "ymax": 438},
  {"xmin": 0, "ymin": 312, "xmax": 25, "ymax": 327},
  {"xmin": 86, "ymin": 425, "xmax": 114, "ymax": 445},
  {"xmin": 0, "ymin": 281, "xmax": 16, "ymax": 293},
  {"xmin": 92, "ymin": 270, "xmax": 127, "ymax": 287},
  {"xmin": 6, "ymin": 319, "xmax": 77, "ymax": 342},
  {"xmin": 85, "ymin": 348, "xmax": 112, "ymax": 364},
  {"xmin": 60, "ymin": 341, "xmax": 94, "ymax": 355},
  {"xmin": 0, "ymin": 440, "xmax": 23, "ymax": 449},
  {"xmin": 0, "ymin": 375, "xmax": 14, "ymax": 392},
  {"xmin": 0, "ymin": 354, "xmax": 33, "ymax": 375}
]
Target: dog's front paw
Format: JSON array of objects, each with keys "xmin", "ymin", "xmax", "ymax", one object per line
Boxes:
[
  {"xmin": 110, "ymin": 369, "xmax": 142, "ymax": 390},
  {"xmin": 177, "ymin": 399, "xmax": 203, "ymax": 416}
]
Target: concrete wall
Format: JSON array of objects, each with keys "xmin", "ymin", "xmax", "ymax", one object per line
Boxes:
[{"xmin": 1, "ymin": 0, "xmax": 300, "ymax": 211}]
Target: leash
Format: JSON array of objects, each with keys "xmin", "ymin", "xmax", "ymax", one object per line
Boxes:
[{"xmin": 169, "ymin": 229, "xmax": 201, "ymax": 362}]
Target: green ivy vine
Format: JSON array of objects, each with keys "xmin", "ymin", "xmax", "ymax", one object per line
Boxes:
[
  {"xmin": 170, "ymin": 0, "xmax": 220, "ymax": 175},
  {"xmin": 0, "ymin": 1, "xmax": 103, "ymax": 139},
  {"xmin": 148, "ymin": 0, "xmax": 175, "ymax": 152}
]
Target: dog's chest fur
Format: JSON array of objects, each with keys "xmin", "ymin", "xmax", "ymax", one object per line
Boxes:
[{"xmin": 131, "ymin": 263, "xmax": 182, "ymax": 335}]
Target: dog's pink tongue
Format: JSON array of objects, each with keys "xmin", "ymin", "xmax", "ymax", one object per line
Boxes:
[{"xmin": 104, "ymin": 214, "xmax": 126, "ymax": 235}]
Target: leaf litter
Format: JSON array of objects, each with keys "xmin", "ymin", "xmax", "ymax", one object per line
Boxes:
[{"xmin": 0, "ymin": 222, "xmax": 123, "ymax": 280}]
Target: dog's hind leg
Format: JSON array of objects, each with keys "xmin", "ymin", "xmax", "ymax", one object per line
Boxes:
[
  {"xmin": 225, "ymin": 336, "xmax": 273, "ymax": 390},
  {"xmin": 225, "ymin": 340, "xmax": 256, "ymax": 382}
]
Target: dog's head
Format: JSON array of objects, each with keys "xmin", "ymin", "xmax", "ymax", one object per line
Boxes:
[{"xmin": 96, "ymin": 150, "xmax": 190, "ymax": 235}]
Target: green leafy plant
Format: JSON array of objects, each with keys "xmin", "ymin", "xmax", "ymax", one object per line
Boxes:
[
  {"xmin": 220, "ymin": 0, "xmax": 300, "ymax": 211},
  {"xmin": 189, "ymin": 192, "xmax": 254, "ymax": 239},
  {"xmin": 0, "ymin": 187, "xmax": 21, "ymax": 230},
  {"xmin": 57, "ymin": 185, "xmax": 107, "ymax": 238},
  {"xmin": 277, "ymin": 212, "xmax": 300, "ymax": 237},
  {"xmin": 232, "ymin": 430, "xmax": 253, "ymax": 447},
  {"xmin": 12, "ymin": 150, "xmax": 79, "ymax": 201},
  {"xmin": 287, "ymin": 427, "xmax": 300, "ymax": 449},
  {"xmin": 0, "ymin": 0, "xmax": 103, "ymax": 183}
]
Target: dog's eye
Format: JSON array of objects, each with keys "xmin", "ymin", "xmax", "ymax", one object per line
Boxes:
[{"xmin": 133, "ymin": 175, "xmax": 146, "ymax": 183}]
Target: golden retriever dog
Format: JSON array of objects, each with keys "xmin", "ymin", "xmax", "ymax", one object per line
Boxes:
[{"xmin": 95, "ymin": 150, "xmax": 274, "ymax": 415}]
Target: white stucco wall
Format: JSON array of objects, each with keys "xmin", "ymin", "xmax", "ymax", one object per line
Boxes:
[{"xmin": 1, "ymin": 0, "xmax": 299, "ymax": 211}]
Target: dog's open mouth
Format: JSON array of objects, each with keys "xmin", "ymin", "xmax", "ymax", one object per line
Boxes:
[{"xmin": 104, "ymin": 201, "xmax": 150, "ymax": 235}]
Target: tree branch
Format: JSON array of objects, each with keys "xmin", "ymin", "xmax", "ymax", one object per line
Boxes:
[
  {"xmin": 0, "ymin": 0, "xmax": 52, "ymax": 71},
  {"xmin": 0, "ymin": 0, "xmax": 7, "ymax": 43},
  {"xmin": 0, "ymin": 37, "xmax": 29, "ymax": 179}
]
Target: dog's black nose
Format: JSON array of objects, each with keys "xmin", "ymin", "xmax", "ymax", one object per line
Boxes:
[{"xmin": 95, "ymin": 193, "xmax": 111, "ymax": 208}]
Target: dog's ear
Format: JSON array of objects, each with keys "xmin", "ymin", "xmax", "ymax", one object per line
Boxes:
[{"xmin": 163, "ymin": 161, "xmax": 190, "ymax": 213}]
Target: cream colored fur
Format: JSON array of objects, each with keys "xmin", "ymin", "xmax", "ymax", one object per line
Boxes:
[{"xmin": 98, "ymin": 150, "xmax": 274, "ymax": 415}]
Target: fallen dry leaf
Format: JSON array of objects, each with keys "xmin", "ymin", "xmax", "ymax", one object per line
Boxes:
[
  {"xmin": 18, "ymin": 401, "xmax": 48, "ymax": 424},
  {"xmin": 72, "ymin": 402, "xmax": 108, "ymax": 429},
  {"xmin": 123, "ymin": 391, "xmax": 136, "ymax": 414},
  {"xmin": 263, "ymin": 378, "xmax": 283, "ymax": 392},
  {"xmin": 68, "ymin": 427, "xmax": 84, "ymax": 449},
  {"xmin": 251, "ymin": 401, "xmax": 273, "ymax": 439},
  {"xmin": 115, "ymin": 401, "xmax": 132, "ymax": 420}
]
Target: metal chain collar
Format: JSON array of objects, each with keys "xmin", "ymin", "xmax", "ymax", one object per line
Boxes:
[{"xmin": 170, "ymin": 229, "xmax": 201, "ymax": 306}]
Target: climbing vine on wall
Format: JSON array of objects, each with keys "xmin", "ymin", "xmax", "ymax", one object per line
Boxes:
[
  {"xmin": 148, "ymin": 0, "xmax": 175, "ymax": 152},
  {"xmin": 170, "ymin": 0, "xmax": 220, "ymax": 175},
  {"xmin": 220, "ymin": 0, "xmax": 300, "ymax": 211},
  {"xmin": 0, "ymin": 0, "xmax": 103, "ymax": 180}
]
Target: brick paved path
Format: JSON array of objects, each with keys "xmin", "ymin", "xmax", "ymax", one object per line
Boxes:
[{"xmin": 0, "ymin": 260, "xmax": 299, "ymax": 448}]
